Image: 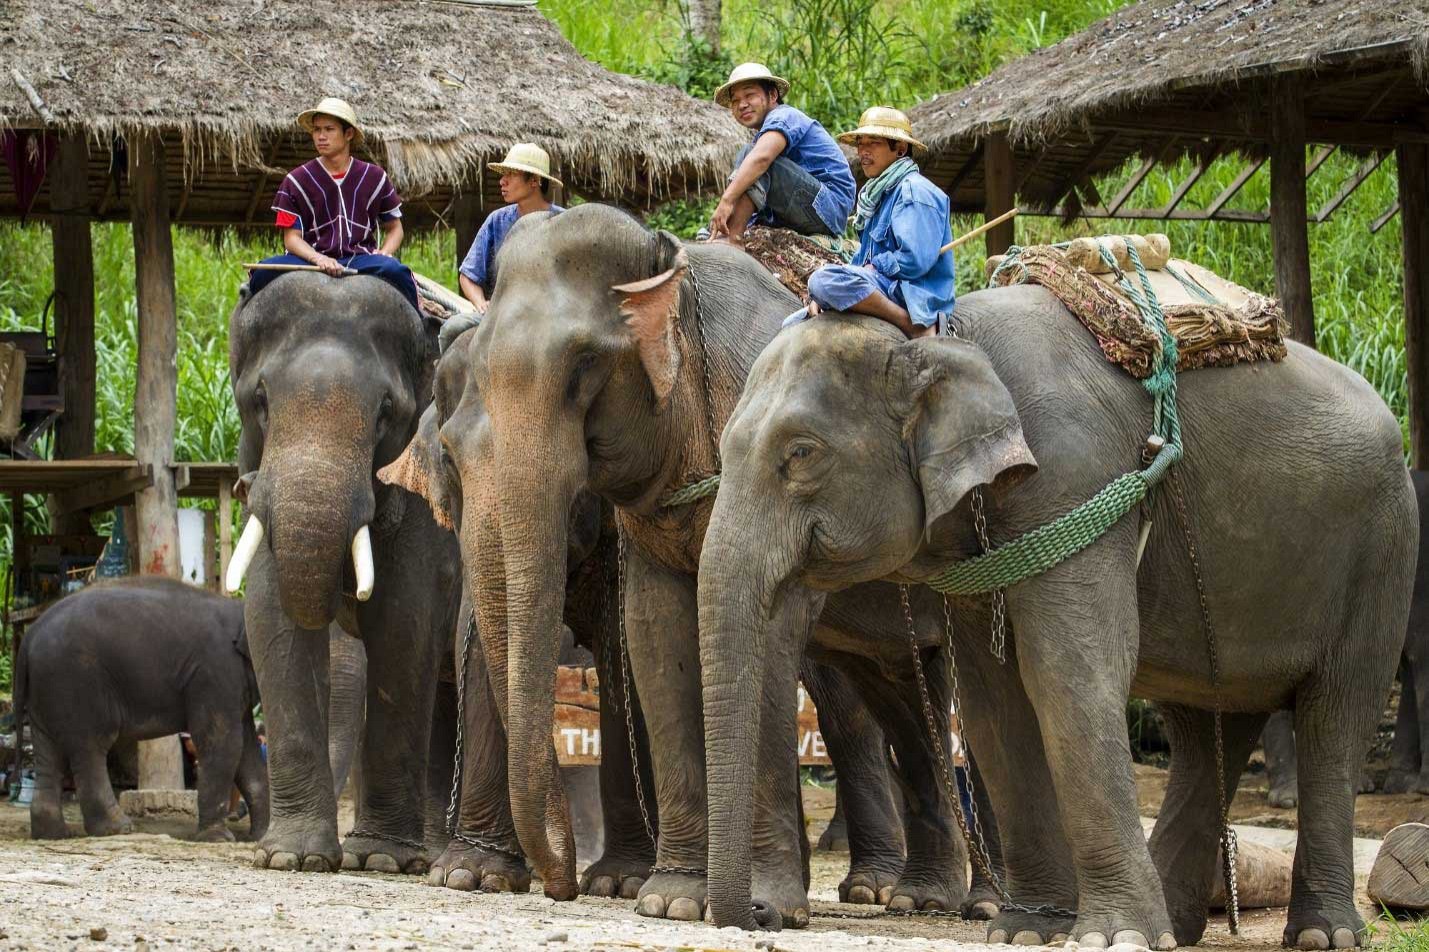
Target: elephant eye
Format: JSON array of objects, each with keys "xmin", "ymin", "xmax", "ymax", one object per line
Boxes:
[{"xmin": 791, "ymin": 446, "xmax": 812, "ymax": 460}]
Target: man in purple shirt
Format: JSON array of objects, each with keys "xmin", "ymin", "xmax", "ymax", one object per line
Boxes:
[
  {"xmin": 458, "ymin": 143, "xmax": 565, "ymax": 312},
  {"xmin": 246, "ymin": 98, "xmax": 418, "ymax": 310}
]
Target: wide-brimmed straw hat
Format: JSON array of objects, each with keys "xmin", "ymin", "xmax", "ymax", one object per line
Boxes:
[
  {"xmin": 488, "ymin": 143, "xmax": 563, "ymax": 188},
  {"xmin": 297, "ymin": 98, "xmax": 364, "ymax": 145},
  {"xmin": 714, "ymin": 62, "xmax": 791, "ymax": 108},
  {"xmin": 837, "ymin": 106, "xmax": 927, "ymax": 160}
]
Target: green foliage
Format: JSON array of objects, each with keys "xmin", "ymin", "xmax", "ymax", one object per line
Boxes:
[{"xmin": 1365, "ymin": 912, "xmax": 1429, "ymax": 952}]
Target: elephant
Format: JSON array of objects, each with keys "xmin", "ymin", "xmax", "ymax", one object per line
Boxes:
[
  {"xmin": 228, "ymin": 271, "xmax": 462, "ymax": 874},
  {"xmin": 696, "ymin": 297, "xmax": 1415, "ymax": 949},
  {"xmin": 395, "ymin": 204, "xmax": 988, "ymax": 925},
  {"xmin": 1263, "ymin": 468, "xmax": 1429, "ymax": 804},
  {"xmin": 14, "ymin": 577, "xmax": 267, "ymax": 842}
]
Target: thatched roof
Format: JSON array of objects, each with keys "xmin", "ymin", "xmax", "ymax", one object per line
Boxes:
[
  {"xmin": 910, "ymin": 0, "xmax": 1429, "ymax": 216},
  {"xmin": 0, "ymin": 0, "xmax": 745, "ymax": 226}
]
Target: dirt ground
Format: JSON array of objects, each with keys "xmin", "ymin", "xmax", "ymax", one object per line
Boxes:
[{"xmin": 0, "ymin": 768, "xmax": 1419, "ymax": 952}]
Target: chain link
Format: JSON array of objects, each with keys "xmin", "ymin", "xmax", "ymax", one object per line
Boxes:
[
  {"xmin": 614, "ymin": 531, "xmax": 659, "ymax": 852},
  {"xmin": 446, "ymin": 614, "xmax": 477, "ymax": 834},
  {"xmin": 345, "ymin": 827, "xmax": 426, "ymax": 852},
  {"xmin": 971, "ymin": 488, "xmax": 1008, "ymax": 662},
  {"xmin": 1165, "ymin": 471, "xmax": 1240, "ymax": 934},
  {"xmin": 648, "ymin": 865, "xmax": 707, "ymax": 877},
  {"xmin": 449, "ymin": 829, "xmax": 526, "ymax": 864}
]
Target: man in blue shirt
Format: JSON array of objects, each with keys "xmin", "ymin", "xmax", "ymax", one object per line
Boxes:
[
  {"xmin": 803, "ymin": 107, "xmax": 955, "ymax": 339},
  {"xmin": 707, "ymin": 63, "xmax": 856, "ymax": 245},
  {"xmin": 459, "ymin": 143, "xmax": 566, "ymax": 312}
]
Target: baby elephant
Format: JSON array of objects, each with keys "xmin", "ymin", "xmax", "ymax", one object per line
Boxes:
[{"xmin": 14, "ymin": 577, "xmax": 268, "ymax": 841}]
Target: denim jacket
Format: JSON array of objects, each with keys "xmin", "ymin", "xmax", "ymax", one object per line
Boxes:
[{"xmin": 852, "ymin": 171, "xmax": 955, "ymax": 326}]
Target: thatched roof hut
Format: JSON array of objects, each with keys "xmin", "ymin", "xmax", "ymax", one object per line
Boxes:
[
  {"xmin": 0, "ymin": 0, "xmax": 745, "ymax": 225},
  {"xmin": 910, "ymin": 0, "xmax": 1429, "ymax": 218}
]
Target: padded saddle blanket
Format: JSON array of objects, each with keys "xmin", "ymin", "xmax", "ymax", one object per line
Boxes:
[
  {"xmin": 985, "ymin": 235, "xmax": 1288, "ymax": 379},
  {"xmin": 741, "ymin": 225, "xmax": 852, "ymax": 301}
]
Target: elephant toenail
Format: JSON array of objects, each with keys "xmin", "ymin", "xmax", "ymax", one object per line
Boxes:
[
  {"xmin": 922, "ymin": 899, "xmax": 946, "ymax": 912},
  {"xmin": 302, "ymin": 855, "xmax": 331, "ymax": 873},
  {"xmin": 588, "ymin": 875, "xmax": 613, "ymax": 896},
  {"xmin": 970, "ymin": 901, "xmax": 1000, "ymax": 920},
  {"xmin": 1297, "ymin": 929, "xmax": 1331, "ymax": 951},
  {"xmin": 619, "ymin": 877, "xmax": 644, "ymax": 900},
  {"xmin": 1108, "ymin": 942, "xmax": 1148, "ymax": 952},
  {"xmin": 443, "ymin": 868, "xmax": 474, "ymax": 891},
  {"xmin": 877, "ymin": 886, "xmax": 894, "ymax": 905},
  {"xmin": 1112, "ymin": 930, "xmax": 1152, "ymax": 949},
  {"xmin": 1331, "ymin": 929, "xmax": 1358, "ymax": 948},
  {"xmin": 252, "ymin": 849, "xmax": 269, "ymax": 869},
  {"xmin": 1080, "ymin": 932, "xmax": 1110, "ymax": 948},
  {"xmin": 636, "ymin": 895, "xmax": 667, "ymax": 918},
  {"xmin": 847, "ymin": 885, "xmax": 875, "ymax": 904},
  {"xmin": 269, "ymin": 851, "xmax": 299, "ymax": 871},
  {"xmin": 1050, "ymin": 934, "xmax": 1070, "ymax": 944},
  {"xmin": 426, "ymin": 867, "xmax": 446, "ymax": 887},
  {"xmin": 1011, "ymin": 930, "xmax": 1043, "ymax": 945},
  {"xmin": 341, "ymin": 853, "xmax": 362, "ymax": 870},
  {"xmin": 791, "ymin": 908, "xmax": 810, "ymax": 928},
  {"xmin": 667, "ymin": 897, "xmax": 702, "ymax": 921},
  {"xmin": 1156, "ymin": 932, "xmax": 1177, "ymax": 950},
  {"xmin": 479, "ymin": 873, "xmax": 509, "ymax": 893},
  {"xmin": 887, "ymin": 895, "xmax": 915, "ymax": 912},
  {"xmin": 987, "ymin": 929, "xmax": 1009, "ymax": 944}
]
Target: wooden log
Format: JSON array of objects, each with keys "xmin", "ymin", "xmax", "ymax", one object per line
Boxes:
[
  {"xmin": 128, "ymin": 130, "xmax": 184, "ymax": 791},
  {"xmin": 984, "ymin": 132, "xmax": 1016, "ymax": 258},
  {"xmin": 1400, "ymin": 143, "xmax": 1429, "ymax": 468},
  {"xmin": 218, "ymin": 479, "xmax": 233, "ymax": 596},
  {"xmin": 453, "ymin": 191, "xmax": 483, "ymax": 272},
  {"xmin": 1270, "ymin": 76, "xmax": 1316, "ymax": 348},
  {"xmin": 1370, "ymin": 822, "xmax": 1429, "ymax": 910},
  {"xmin": 48, "ymin": 132, "xmax": 96, "ymax": 537},
  {"xmin": 1210, "ymin": 839, "xmax": 1294, "ymax": 909}
]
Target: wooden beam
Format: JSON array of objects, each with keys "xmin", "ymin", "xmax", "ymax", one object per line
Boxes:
[
  {"xmin": 1313, "ymin": 151, "xmax": 1388, "ymax": 223},
  {"xmin": 1023, "ymin": 204, "xmax": 1271, "ymax": 223},
  {"xmin": 53, "ymin": 464, "xmax": 152, "ymax": 514},
  {"xmin": 1270, "ymin": 77, "xmax": 1316, "ymax": 349},
  {"xmin": 48, "ymin": 132, "xmax": 96, "ymax": 536},
  {"xmin": 1092, "ymin": 108, "xmax": 1429, "ymax": 149},
  {"xmin": 1159, "ymin": 145, "xmax": 1220, "ymax": 217},
  {"xmin": 1400, "ymin": 142, "xmax": 1429, "ymax": 467},
  {"xmin": 1202, "ymin": 156, "xmax": 1266, "ymax": 218},
  {"xmin": 983, "ymin": 133, "xmax": 1015, "ymax": 257},
  {"xmin": 243, "ymin": 140, "xmax": 284, "ymax": 224},
  {"xmin": 1305, "ymin": 145, "xmax": 1337, "ymax": 178},
  {"xmin": 1106, "ymin": 142, "xmax": 1174, "ymax": 216},
  {"xmin": 1014, "ymin": 147, "xmax": 1049, "ymax": 194},
  {"xmin": 943, "ymin": 143, "xmax": 985, "ymax": 200},
  {"xmin": 1371, "ymin": 199, "xmax": 1401, "ymax": 234},
  {"xmin": 218, "ymin": 478, "xmax": 233, "ymax": 596},
  {"xmin": 128, "ymin": 130, "xmax": 184, "ymax": 791},
  {"xmin": 453, "ymin": 190, "xmax": 482, "ymax": 272},
  {"xmin": 1042, "ymin": 133, "xmax": 1116, "ymax": 210}
]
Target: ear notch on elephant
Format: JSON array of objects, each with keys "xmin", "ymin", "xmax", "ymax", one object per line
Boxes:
[
  {"xmin": 901, "ymin": 336, "xmax": 1038, "ymax": 536},
  {"xmin": 613, "ymin": 233, "xmax": 688, "ymax": 404},
  {"xmin": 376, "ymin": 403, "xmax": 454, "ymax": 531}
]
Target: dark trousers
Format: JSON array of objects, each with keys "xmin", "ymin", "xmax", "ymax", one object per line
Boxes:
[{"xmin": 246, "ymin": 253, "xmax": 419, "ymax": 311}]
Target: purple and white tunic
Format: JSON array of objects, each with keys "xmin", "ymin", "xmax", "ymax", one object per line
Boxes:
[{"xmin": 272, "ymin": 157, "xmax": 403, "ymax": 259}]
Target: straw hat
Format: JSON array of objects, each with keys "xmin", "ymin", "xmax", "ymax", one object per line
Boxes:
[
  {"xmin": 297, "ymin": 98, "xmax": 364, "ymax": 145},
  {"xmin": 714, "ymin": 62, "xmax": 791, "ymax": 108},
  {"xmin": 837, "ymin": 106, "xmax": 927, "ymax": 160},
  {"xmin": 489, "ymin": 143, "xmax": 563, "ymax": 188}
]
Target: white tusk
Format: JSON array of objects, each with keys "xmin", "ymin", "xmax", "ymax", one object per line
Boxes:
[
  {"xmin": 226, "ymin": 516, "xmax": 265, "ymax": 594},
  {"xmin": 352, "ymin": 525, "xmax": 375, "ymax": 601}
]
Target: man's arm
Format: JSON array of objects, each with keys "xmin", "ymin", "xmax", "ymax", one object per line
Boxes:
[
  {"xmin": 282, "ymin": 228, "xmax": 346, "ymax": 276},
  {"xmin": 458, "ymin": 273, "xmax": 489, "ymax": 313},
  {"xmin": 378, "ymin": 218, "xmax": 404, "ymax": 256},
  {"xmin": 710, "ymin": 130, "xmax": 788, "ymax": 237}
]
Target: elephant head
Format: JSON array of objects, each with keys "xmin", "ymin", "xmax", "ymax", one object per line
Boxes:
[
  {"xmin": 228, "ymin": 273, "xmax": 439, "ymax": 630},
  {"xmin": 696, "ymin": 314, "xmax": 1036, "ymax": 927}
]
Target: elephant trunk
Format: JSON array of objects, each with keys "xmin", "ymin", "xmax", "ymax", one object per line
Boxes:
[{"xmin": 327, "ymin": 628, "xmax": 368, "ymax": 799}]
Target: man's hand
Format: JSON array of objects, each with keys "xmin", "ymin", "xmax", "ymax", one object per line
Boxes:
[
  {"xmin": 312, "ymin": 254, "xmax": 346, "ymax": 276},
  {"xmin": 807, "ymin": 300, "xmax": 822, "ymax": 317},
  {"xmin": 709, "ymin": 198, "xmax": 735, "ymax": 239}
]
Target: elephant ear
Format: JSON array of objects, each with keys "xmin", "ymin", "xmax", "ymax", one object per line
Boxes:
[
  {"xmin": 377, "ymin": 403, "xmax": 454, "ymax": 531},
  {"xmin": 900, "ymin": 336, "xmax": 1037, "ymax": 536},
  {"xmin": 613, "ymin": 232, "xmax": 688, "ymax": 404}
]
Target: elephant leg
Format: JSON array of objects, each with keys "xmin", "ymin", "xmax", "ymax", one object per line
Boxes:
[
  {"xmin": 626, "ymin": 550, "xmax": 712, "ymax": 923},
  {"xmin": 1262, "ymin": 710, "xmax": 1298, "ymax": 808},
  {"xmin": 428, "ymin": 626, "xmax": 531, "ymax": 895},
  {"xmin": 818, "ymin": 781, "xmax": 850, "ymax": 852},
  {"xmin": 28, "ymin": 726, "xmax": 69, "ymax": 839},
  {"xmin": 236, "ymin": 716, "xmax": 270, "ymax": 842},
  {"xmin": 424, "ymin": 678, "xmax": 458, "ymax": 853},
  {"xmin": 1011, "ymin": 545, "xmax": 1174, "ymax": 950},
  {"xmin": 1383, "ymin": 658, "xmax": 1418, "ymax": 793},
  {"xmin": 1410, "ymin": 643, "xmax": 1429, "ymax": 795},
  {"xmin": 72, "ymin": 740, "xmax": 130, "ymax": 837},
  {"xmin": 800, "ymin": 658, "xmax": 904, "ymax": 908},
  {"xmin": 246, "ymin": 557, "xmax": 341, "ymax": 872},
  {"xmin": 1148, "ymin": 705, "xmax": 1265, "ymax": 946},
  {"xmin": 962, "ymin": 754, "xmax": 1005, "ymax": 920},
  {"xmin": 192, "ymin": 725, "xmax": 242, "ymax": 843},
  {"xmin": 581, "ymin": 627, "xmax": 656, "ymax": 899}
]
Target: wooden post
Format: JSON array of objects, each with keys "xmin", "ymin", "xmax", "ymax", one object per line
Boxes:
[
  {"xmin": 984, "ymin": 132, "xmax": 1016, "ymax": 258},
  {"xmin": 1270, "ymin": 77, "xmax": 1316, "ymax": 349},
  {"xmin": 128, "ymin": 131, "xmax": 184, "ymax": 791},
  {"xmin": 48, "ymin": 133, "xmax": 96, "ymax": 537},
  {"xmin": 1401, "ymin": 142, "xmax": 1429, "ymax": 468},
  {"xmin": 218, "ymin": 478, "xmax": 233, "ymax": 594},
  {"xmin": 453, "ymin": 190, "xmax": 482, "ymax": 272},
  {"xmin": 202, "ymin": 508, "xmax": 217, "ymax": 592}
]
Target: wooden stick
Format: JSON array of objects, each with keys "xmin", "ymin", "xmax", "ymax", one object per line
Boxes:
[
  {"xmin": 243, "ymin": 262, "xmax": 359, "ymax": 276},
  {"xmin": 942, "ymin": 207, "xmax": 1020, "ymax": 253},
  {"xmin": 11, "ymin": 69, "xmax": 55, "ymax": 124}
]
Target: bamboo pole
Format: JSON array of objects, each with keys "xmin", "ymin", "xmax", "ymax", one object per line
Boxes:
[
  {"xmin": 942, "ymin": 207, "xmax": 1020, "ymax": 254},
  {"xmin": 243, "ymin": 262, "xmax": 358, "ymax": 275}
]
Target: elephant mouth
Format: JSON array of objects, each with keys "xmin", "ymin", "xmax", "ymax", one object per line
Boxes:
[{"xmin": 227, "ymin": 515, "xmax": 375, "ymax": 603}]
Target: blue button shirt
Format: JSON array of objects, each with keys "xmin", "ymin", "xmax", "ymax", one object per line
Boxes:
[
  {"xmin": 852, "ymin": 171, "xmax": 955, "ymax": 327},
  {"xmin": 758, "ymin": 105, "xmax": 856, "ymax": 236},
  {"xmin": 459, "ymin": 203, "xmax": 566, "ymax": 292}
]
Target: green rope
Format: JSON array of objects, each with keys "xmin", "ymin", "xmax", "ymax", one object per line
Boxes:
[
  {"xmin": 661, "ymin": 473, "xmax": 722, "ymax": 508},
  {"xmin": 932, "ymin": 237, "xmax": 1184, "ymax": 595},
  {"xmin": 1163, "ymin": 262, "xmax": 1221, "ymax": 305}
]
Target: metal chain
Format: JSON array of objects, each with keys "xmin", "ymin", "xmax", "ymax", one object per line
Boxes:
[
  {"xmin": 1165, "ymin": 471, "xmax": 1240, "ymax": 934},
  {"xmin": 449, "ymin": 829, "xmax": 525, "ymax": 864},
  {"xmin": 345, "ymin": 827, "xmax": 426, "ymax": 852},
  {"xmin": 971, "ymin": 488, "xmax": 1008, "ymax": 662},
  {"xmin": 445, "ymin": 614, "xmax": 477, "ymax": 833},
  {"xmin": 899, "ymin": 585, "xmax": 1077, "ymax": 920},
  {"xmin": 649, "ymin": 864, "xmax": 707, "ymax": 876},
  {"xmin": 614, "ymin": 530, "xmax": 659, "ymax": 851}
]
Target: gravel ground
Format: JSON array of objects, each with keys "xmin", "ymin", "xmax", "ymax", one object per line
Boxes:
[{"xmin": 0, "ymin": 779, "xmax": 1391, "ymax": 952}]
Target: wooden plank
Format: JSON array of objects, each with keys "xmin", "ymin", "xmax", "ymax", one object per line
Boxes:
[
  {"xmin": 218, "ymin": 478, "xmax": 233, "ymax": 595},
  {"xmin": 1202, "ymin": 156, "xmax": 1266, "ymax": 218},
  {"xmin": 49, "ymin": 132, "xmax": 95, "ymax": 537},
  {"xmin": 1313, "ymin": 151, "xmax": 1388, "ymax": 223},
  {"xmin": 1043, "ymin": 133, "xmax": 1116, "ymax": 212},
  {"xmin": 1159, "ymin": 145, "xmax": 1220, "ymax": 217},
  {"xmin": 203, "ymin": 507, "xmax": 217, "ymax": 593},
  {"xmin": 1093, "ymin": 109, "xmax": 1429, "ymax": 149},
  {"xmin": 1106, "ymin": 145, "xmax": 1171, "ymax": 217},
  {"xmin": 1371, "ymin": 198, "xmax": 1401, "ymax": 234},
  {"xmin": 983, "ymin": 133, "xmax": 1015, "ymax": 257},
  {"xmin": 1270, "ymin": 77, "xmax": 1316, "ymax": 349},
  {"xmin": 53, "ymin": 464, "xmax": 152, "ymax": 513},
  {"xmin": 1400, "ymin": 143, "xmax": 1429, "ymax": 468},
  {"xmin": 1305, "ymin": 145, "xmax": 1336, "ymax": 178}
]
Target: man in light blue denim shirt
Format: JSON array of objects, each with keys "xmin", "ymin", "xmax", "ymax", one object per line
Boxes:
[
  {"xmin": 803, "ymin": 107, "xmax": 954, "ymax": 339},
  {"xmin": 458, "ymin": 143, "xmax": 565, "ymax": 312},
  {"xmin": 707, "ymin": 63, "xmax": 856, "ymax": 245}
]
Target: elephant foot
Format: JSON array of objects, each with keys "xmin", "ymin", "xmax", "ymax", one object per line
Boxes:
[
  {"xmin": 961, "ymin": 880, "xmax": 1001, "ymax": 921},
  {"xmin": 1381, "ymin": 769, "xmax": 1415, "ymax": 794},
  {"xmin": 885, "ymin": 867, "xmax": 964, "ymax": 915},
  {"xmin": 254, "ymin": 826, "xmax": 341, "ymax": 873},
  {"xmin": 838, "ymin": 861, "xmax": 902, "ymax": 906},
  {"xmin": 1357, "ymin": 771, "xmax": 1376, "ymax": 795},
  {"xmin": 752, "ymin": 863, "xmax": 811, "ymax": 928},
  {"xmin": 817, "ymin": 816, "xmax": 849, "ymax": 853},
  {"xmin": 987, "ymin": 908, "xmax": 1076, "ymax": 945},
  {"xmin": 635, "ymin": 868, "xmax": 707, "ymax": 922},
  {"xmin": 427, "ymin": 837, "xmax": 531, "ymax": 893},
  {"xmin": 341, "ymin": 831, "xmax": 429, "ymax": 875},
  {"xmin": 1071, "ymin": 907, "xmax": 1177, "ymax": 951},
  {"xmin": 581, "ymin": 851, "xmax": 651, "ymax": 899},
  {"xmin": 195, "ymin": 824, "xmax": 237, "ymax": 843},
  {"xmin": 82, "ymin": 813, "xmax": 134, "ymax": 837},
  {"xmin": 1283, "ymin": 903, "xmax": 1365, "ymax": 949},
  {"xmin": 1267, "ymin": 784, "xmax": 1298, "ymax": 809},
  {"xmin": 29, "ymin": 813, "xmax": 70, "ymax": 840}
]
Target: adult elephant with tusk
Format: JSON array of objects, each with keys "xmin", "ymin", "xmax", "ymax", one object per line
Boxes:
[{"xmin": 228, "ymin": 270, "xmax": 462, "ymax": 875}]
